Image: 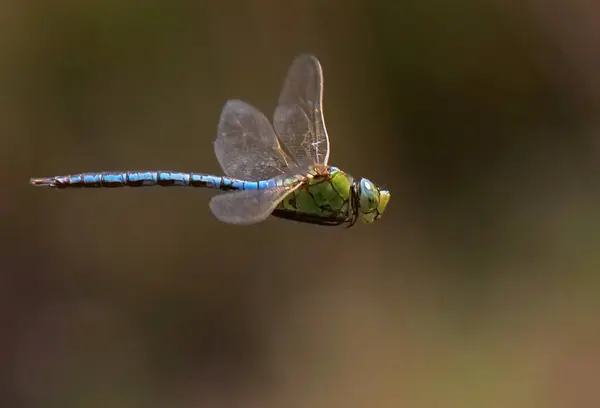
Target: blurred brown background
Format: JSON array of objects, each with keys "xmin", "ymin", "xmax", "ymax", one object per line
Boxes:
[{"xmin": 2, "ymin": 1, "xmax": 599, "ymax": 407}]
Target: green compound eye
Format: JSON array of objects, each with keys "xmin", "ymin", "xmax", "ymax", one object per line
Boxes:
[{"xmin": 359, "ymin": 178, "xmax": 379, "ymax": 214}]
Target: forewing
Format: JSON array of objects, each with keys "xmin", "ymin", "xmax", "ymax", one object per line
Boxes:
[
  {"xmin": 214, "ymin": 100, "xmax": 297, "ymax": 181},
  {"xmin": 273, "ymin": 54, "xmax": 330, "ymax": 167},
  {"xmin": 209, "ymin": 179, "xmax": 302, "ymax": 225}
]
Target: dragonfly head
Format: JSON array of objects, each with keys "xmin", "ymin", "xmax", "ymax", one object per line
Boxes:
[{"xmin": 355, "ymin": 178, "xmax": 391, "ymax": 224}]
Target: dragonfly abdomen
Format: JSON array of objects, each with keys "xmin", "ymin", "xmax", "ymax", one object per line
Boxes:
[{"xmin": 30, "ymin": 171, "xmax": 261, "ymax": 191}]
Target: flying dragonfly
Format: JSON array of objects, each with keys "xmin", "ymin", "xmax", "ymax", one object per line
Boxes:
[{"xmin": 30, "ymin": 55, "xmax": 390, "ymax": 227}]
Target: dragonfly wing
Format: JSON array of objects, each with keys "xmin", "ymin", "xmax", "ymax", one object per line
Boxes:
[
  {"xmin": 214, "ymin": 100, "xmax": 298, "ymax": 181},
  {"xmin": 273, "ymin": 54, "xmax": 330, "ymax": 168},
  {"xmin": 209, "ymin": 179, "xmax": 302, "ymax": 225}
]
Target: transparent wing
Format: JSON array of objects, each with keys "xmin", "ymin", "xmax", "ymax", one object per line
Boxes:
[
  {"xmin": 214, "ymin": 100, "xmax": 298, "ymax": 181},
  {"xmin": 273, "ymin": 54, "xmax": 330, "ymax": 168},
  {"xmin": 209, "ymin": 179, "xmax": 302, "ymax": 225}
]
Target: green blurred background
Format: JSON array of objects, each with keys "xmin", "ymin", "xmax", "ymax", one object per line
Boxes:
[{"xmin": 2, "ymin": 1, "xmax": 599, "ymax": 407}]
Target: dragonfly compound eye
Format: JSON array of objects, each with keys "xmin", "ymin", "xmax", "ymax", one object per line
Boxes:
[{"xmin": 359, "ymin": 178, "xmax": 379, "ymax": 214}]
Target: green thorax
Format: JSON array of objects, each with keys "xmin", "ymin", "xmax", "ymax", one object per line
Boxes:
[{"xmin": 276, "ymin": 166, "xmax": 353, "ymax": 220}]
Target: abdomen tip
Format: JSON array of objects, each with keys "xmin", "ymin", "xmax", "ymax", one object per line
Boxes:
[{"xmin": 30, "ymin": 177, "xmax": 56, "ymax": 187}]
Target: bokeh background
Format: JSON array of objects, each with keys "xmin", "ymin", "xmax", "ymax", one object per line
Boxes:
[{"xmin": 2, "ymin": 1, "xmax": 600, "ymax": 407}]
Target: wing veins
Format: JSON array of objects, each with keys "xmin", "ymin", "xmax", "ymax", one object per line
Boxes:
[
  {"xmin": 209, "ymin": 178, "xmax": 303, "ymax": 225},
  {"xmin": 273, "ymin": 54, "xmax": 330, "ymax": 168}
]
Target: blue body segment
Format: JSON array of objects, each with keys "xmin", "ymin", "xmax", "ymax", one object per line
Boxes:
[{"xmin": 30, "ymin": 171, "xmax": 267, "ymax": 191}]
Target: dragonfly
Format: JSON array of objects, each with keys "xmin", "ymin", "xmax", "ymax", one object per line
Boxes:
[{"xmin": 30, "ymin": 55, "xmax": 390, "ymax": 227}]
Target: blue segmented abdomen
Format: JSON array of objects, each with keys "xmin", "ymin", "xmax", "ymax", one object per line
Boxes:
[{"xmin": 29, "ymin": 171, "xmax": 266, "ymax": 191}]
